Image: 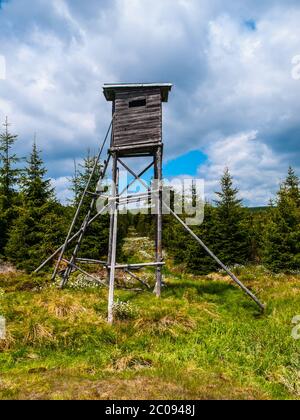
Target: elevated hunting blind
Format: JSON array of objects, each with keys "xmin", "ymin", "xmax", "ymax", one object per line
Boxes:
[
  {"xmin": 36, "ymin": 82, "xmax": 265, "ymax": 324},
  {"xmin": 103, "ymin": 83, "xmax": 172, "ymax": 156}
]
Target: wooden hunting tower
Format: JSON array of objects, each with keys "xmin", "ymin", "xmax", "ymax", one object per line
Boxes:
[
  {"xmin": 103, "ymin": 83, "xmax": 172, "ymax": 156},
  {"xmin": 42, "ymin": 81, "xmax": 265, "ymax": 325},
  {"xmin": 101, "ymin": 83, "xmax": 172, "ymax": 322}
]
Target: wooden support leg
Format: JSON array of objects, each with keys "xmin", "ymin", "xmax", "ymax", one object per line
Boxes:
[
  {"xmin": 154, "ymin": 147, "xmax": 163, "ymax": 297},
  {"xmin": 60, "ymin": 212, "xmax": 91, "ymax": 288},
  {"xmin": 107, "ymin": 154, "xmax": 118, "ymax": 324}
]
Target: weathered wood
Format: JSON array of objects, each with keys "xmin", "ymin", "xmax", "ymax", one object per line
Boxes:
[
  {"xmin": 107, "ymin": 154, "xmax": 117, "ymax": 279},
  {"xmin": 75, "ymin": 259, "xmax": 164, "ymax": 272},
  {"xmin": 108, "ymin": 262, "xmax": 165, "ymax": 270},
  {"xmin": 115, "ymin": 125, "xmax": 161, "ymax": 137},
  {"xmin": 109, "ymin": 86, "xmax": 163, "ymax": 154},
  {"xmin": 116, "ymin": 104, "xmax": 161, "ymax": 115},
  {"xmin": 124, "ymin": 269, "xmax": 151, "ymax": 290},
  {"xmin": 115, "ymin": 88, "xmax": 162, "ymax": 100},
  {"xmin": 103, "ymin": 84, "xmax": 172, "ymax": 102},
  {"xmin": 107, "ymin": 154, "xmax": 119, "ymax": 324},
  {"xmin": 115, "ymin": 191, "xmax": 155, "ymax": 202},
  {"xmin": 114, "ymin": 132, "xmax": 161, "ymax": 142},
  {"xmin": 115, "ymin": 116, "xmax": 161, "ymax": 129},
  {"xmin": 154, "ymin": 146, "xmax": 163, "ymax": 298},
  {"xmin": 114, "ymin": 129, "xmax": 161, "ymax": 144},
  {"xmin": 76, "ymin": 258, "xmax": 107, "ymax": 265},
  {"xmin": 115, "ymin": 102, "xmax": 161, "ymax": 113},
  {"xmin": 62, "ymin": 259, "xmax": 107, "ymax": 286},
  {"xmin": 110, "ymin": 141, "xmax": 162, "ymax": 152},
  {"xmin": 115, "ymin": 118, "xmax": 161, "ymax": 129}
]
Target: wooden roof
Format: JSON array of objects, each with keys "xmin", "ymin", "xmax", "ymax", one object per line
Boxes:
[{"xmin": 103, "ymin": 83, "xmax": 173, "ymax": 103}]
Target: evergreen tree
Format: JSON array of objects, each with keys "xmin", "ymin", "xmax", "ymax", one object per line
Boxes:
[
  {"xmin": 0, "ymin": 117, "xmax": 21, "ymax": 255},
  {"xmin": 21, "ymin": 138, "xmax": 54, "ymax": 205},
  {"xmin": 184, "ymin": 202, "xmax": 219, "ymax": 273},
  {"xmin": 263, "ymin": 167, "xmax": 300, "ymax": 272},
  {"xmin": 213, "ymin": 168, "xmax": 250, "ymax": 266},
  {"xmin": 163, "ymin": 185, "xmax": 218, "ymax": 274},
  {"xmin": 245, "ymin": 208, "xmax": 270, "ymax": 264},
  {"xmin": 5, "ymin": 140, "xmax": 66, "ymax": 271},
  {"xmin": 281, "ymin": 166, "xmax": 300, "ymax": 205}
]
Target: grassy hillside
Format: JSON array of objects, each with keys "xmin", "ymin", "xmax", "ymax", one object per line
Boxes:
[{"xmin": 0, "ymin": 262, "xmax": 300, "ymax": 400}]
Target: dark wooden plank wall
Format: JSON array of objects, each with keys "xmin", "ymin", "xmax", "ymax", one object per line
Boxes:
[{"xmin": 113, "ymin": 88, "xmax": 162, "ymax": 147}]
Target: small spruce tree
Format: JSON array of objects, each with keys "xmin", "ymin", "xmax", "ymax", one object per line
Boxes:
[
  {"xmin": 263, "ymin": 167, "xmax": 300, "ymax": 272},
  {"xmin": 184, "ymin": 202, "xmax": 219, "ymax": 274},
  {"xmin": 21, "ymin": 139, "xmax": 54, "ymax": 205},
  {"xmin": 213, "ymin": 168, "xmax": 250, "ymax": 266},
  {"xmin": 5, "ymin": 140, "xmax": 66, "ymax": 271}
]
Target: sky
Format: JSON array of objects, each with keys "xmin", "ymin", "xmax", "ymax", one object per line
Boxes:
[{"xmin": 0, "ymin": 0, "xmax": 300, "ymax": 206}]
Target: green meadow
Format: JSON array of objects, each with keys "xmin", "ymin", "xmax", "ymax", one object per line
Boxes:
[{"xmin": 0, "ymin": 263, "xmax": 299, "ymax": 400}]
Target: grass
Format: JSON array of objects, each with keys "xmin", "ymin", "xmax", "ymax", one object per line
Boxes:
[{"xmin": 0, "ymin": 265, "xmax": 300, "ymax": 400}]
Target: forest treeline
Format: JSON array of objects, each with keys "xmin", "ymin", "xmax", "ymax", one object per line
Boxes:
[{"xmin": 1, "ymin": 118, "xmax": 300, "ymax": 274}]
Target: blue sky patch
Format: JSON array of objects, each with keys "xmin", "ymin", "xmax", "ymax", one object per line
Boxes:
[
  {"xmin": 0, "ymin": 0, "xmax": 8, "ymax": 9},
  {"xmin": 244, "ymin": 19, "xmax": 257, "ymax": 31},
  {"xmin": 164, "ymin": 150, "xmax": 207, "ymax": 178}
]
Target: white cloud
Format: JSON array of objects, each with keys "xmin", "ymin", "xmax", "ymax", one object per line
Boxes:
[
  {"xmin": 199, "ymin": 131, "xmax": 287, "ymax": 206},
  {"xmin": 51, "ymin": 176, "xmax": 72, "ymax": 204}
]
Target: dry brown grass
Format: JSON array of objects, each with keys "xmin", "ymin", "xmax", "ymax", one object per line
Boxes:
[
  {"xmin": 24, "ymin": 323, "xmax": 55, "ymax": 346},
  {"xmin": 133, "ymin": 310, "xmax": 197, "ymax": 338},
  {"xmin": 40, "ymin": 295, "xmax": 87, "ymax": 319},
  {"xmin": 0, "ymin": 329, "xmax": 15, "ymax": 351},
  {"xmin": 0, "ymin": 369, "xmax": 270, "ymax": 400},
  {"xmin": 0, "ymin": 263, "xmax": 17, "ymax": 275},
  {"xmin": 268, "ymin": 367, "xmax": 300, "ymax": 397}
]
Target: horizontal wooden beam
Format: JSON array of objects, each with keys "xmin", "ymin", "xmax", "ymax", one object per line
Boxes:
[
  {"xmin": 75, "ymin": 259, "xmax": 165, "ymax": 271},
  {"xmin": 108, "ymin": 262, "xmax": 165, "ymax": 270},
  {"xmin": 76, "ymin": 258, "xmax": 107, "ymax": 265},
  {"xmin": 110, "ymin": 142, "xmax": 163, "ymax": 152}
]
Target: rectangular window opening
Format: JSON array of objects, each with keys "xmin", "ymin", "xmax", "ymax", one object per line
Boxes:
[{"xmin": 129, "ymin": 98, "xmax": 146, "ymax": 108}]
